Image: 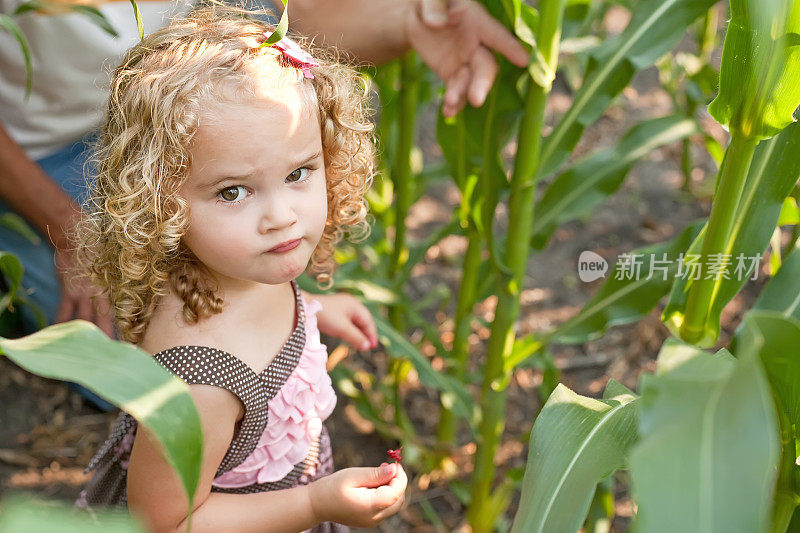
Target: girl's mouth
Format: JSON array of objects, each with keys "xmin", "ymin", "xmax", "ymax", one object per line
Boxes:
[{"xmin": 267, "ymin": 239, "xmax": 301, "ymax": 253}]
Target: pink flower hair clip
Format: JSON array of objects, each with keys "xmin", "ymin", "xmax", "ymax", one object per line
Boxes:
[{"xmin": 260, "ymin": 33, "xmax": 319, "ymax": 79}]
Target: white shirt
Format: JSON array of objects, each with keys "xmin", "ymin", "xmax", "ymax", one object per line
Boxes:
[{"xmin": 0, "ymin": 0, "xmax": 190, "ymax": 160}]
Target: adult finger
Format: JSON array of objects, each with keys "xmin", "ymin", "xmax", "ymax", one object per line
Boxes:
[
  {"xmin": 419, "ymin": 0, "xmax": 448, "ymax": 28},
  {"xmin": 76, "ymin": 295, "xmax": 94, "ymax": 323},
  {"xmin": 462, "ymin": 0, "xmax": 529, "ymax": 67},
  {"xmin": 94, "ymin": 298, "xmax": 115, "ymax": 338},
  {"xmin": 467, "ymin": 46, "xmax": 498, "ymax": 107},
  {"xmin": 442, "ymin": 65, "xmax": 471, "ymax": 118},
  {"xmin": 54, "ymin": 295, "xmax": 74, "ymax": 324}
]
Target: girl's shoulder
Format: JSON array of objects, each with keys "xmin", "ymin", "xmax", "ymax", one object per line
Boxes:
[{"xmin": 140, "ymin": 282, "xmax": 300, "ymax": 375}]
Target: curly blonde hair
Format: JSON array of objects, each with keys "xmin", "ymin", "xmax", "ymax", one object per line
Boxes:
[{"xmin": 74, "ymin": 4, "xmax": 375, "ymax": 344}]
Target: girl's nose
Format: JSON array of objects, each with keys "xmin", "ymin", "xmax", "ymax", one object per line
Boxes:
[{"xmin": 258, "ymin": 195, "xmax": 298, "ymax": 234}]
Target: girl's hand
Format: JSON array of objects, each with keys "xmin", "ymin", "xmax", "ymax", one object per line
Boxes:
[
  {"xmin": 308, "ymin": 463, "xmax": 407, "ymax": 528},
  {"xmin": 312, "ymin": 292, "xmax": 379, "ymax": 351}
]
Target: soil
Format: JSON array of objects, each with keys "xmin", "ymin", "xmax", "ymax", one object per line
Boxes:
[{"xmin": 0, "ymin": 11, "xmax": 767, "ymax": 533}]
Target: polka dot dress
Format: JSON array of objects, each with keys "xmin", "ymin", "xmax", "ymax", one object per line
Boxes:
[{"xmin": 75, "ymin": 280, "xmax": 347, "ymax": 532}]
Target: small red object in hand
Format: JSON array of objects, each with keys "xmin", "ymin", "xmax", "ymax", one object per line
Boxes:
[{"xmin": 387, "ymin": 447, "xmax": 402, "ymax": 462}]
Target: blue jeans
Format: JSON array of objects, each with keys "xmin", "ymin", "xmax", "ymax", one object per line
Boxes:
[
  {"xmin": 0, "ymin": 134, "xmax": 115, "ymax": 411},
  {"xmin": 0, "ymin": 135, "xmax": 95, "ymax": 332}
]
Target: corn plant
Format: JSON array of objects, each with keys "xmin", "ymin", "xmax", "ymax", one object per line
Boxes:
[
  {"xmin": 329, "ymin": 0, "xmax": 725, "ymax": 527},
  {"xmin": 512, "ymin": 0, "xmax": 800, "ymax": 530}
]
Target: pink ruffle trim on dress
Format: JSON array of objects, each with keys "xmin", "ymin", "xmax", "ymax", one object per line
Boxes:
[{"xmin": 212, "ymin": 298, "xmax": 336, "ymax": 488}]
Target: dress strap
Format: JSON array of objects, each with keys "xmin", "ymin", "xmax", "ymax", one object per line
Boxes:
[
  {"xmin": 153, "ymin": 346, "xmax": 268, "ymax": 477},
  {"xmin": 260, "ymin": 278, "xmax": 307, "ymax": 399}
]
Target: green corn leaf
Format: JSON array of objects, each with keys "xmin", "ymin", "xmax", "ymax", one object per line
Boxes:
[
  {"xmin": 0, "ymin": 321, "xmax": 203, "ymax": 510},
  {"xmin": 373, "ymin": 314, "xmax": 475, "ymax": 424},
  {"xmin": 531, "ymin": 115, "xmax": 699, "ymax": 250},
  {"xmin": 0, "ymin": 14, "xmax": 32, "ymax": 97},
  {"xmin": 510, "ymin": 380, "xmax": 638, "ymax": 533},
  {"xmin": 261, "ymin": 0, "xmax": 288, "ymax": 46},
  {"xmin": 0, "ymin": 495, "xmax": 145, "ymax": 532},
  {"xmin": 70, "ymin": 4, "xmax": 119, "ymax": 37},
  {"xmin": 708, "ymin": 0, "xmax": 800, "ymax": 140},
  {"xmin": 746, "ymin": 244, "xmax": 800, "ymax": 322},
  {"xmin": 733, "ymin": 312, "xmax": 800, "ymax": 533},
  {"xmin": 0, "ymin": 252, "xmax": 23, "ymax": 311},
  {"xmin": 436, "ymin": 61, "xmax": 523, "ymax": 275},
  {"xmin": 538, "ymin": 0, "xmax": 717, "ymax": 178},
  {"xmin": 0, "ymin": 213, "xmax": 40, "ymax": 245},
  {"xmin": 663, "ymin": 122, "xmax": 800, "ymax": 345},
  {"xmin": 778, "ymin": 196, "xmax": 800, "ymax": 226},
  {"xmin": 561, "ymin": 0, "xmax": 593, "ymax": 40},
  {"xmin": 629, "ymin": 336, "xmax": 779, "ymax": 533},
  {"xmin": 734, "ymin": 312, "xmax": 800, "ymax": 435},
  {"xmin": 550, "ymin": 220, "xmax": 704, "ymax": 345},
  {"xmin": 504, "ymin": 0, "xmax": 553, "ymax": 89},
  {"xmin": 129, "ymin": 0, "xmax": 143, "ymax": 40},
  {"xmin": 14, "ymin": 0, "xmax": 118, "ymax": 37}
]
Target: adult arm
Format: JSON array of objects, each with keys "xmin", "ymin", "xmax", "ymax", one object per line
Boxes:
[
  {"xmin": 284, "ymin": 0, "xmax": 529, "ymax": 116},
  {"xmin": 0, "ymin": 120, "xmax": 114, "ymax": 336}
]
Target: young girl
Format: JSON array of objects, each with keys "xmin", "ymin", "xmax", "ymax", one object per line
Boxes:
[{"xmin": 74, "ymin": 6, "xmax": 407, "ymax": 532}]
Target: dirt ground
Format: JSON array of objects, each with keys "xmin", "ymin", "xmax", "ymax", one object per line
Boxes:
[{"xmin": 0, "ymin": 11, "xmax": 762, "ymax": 533}]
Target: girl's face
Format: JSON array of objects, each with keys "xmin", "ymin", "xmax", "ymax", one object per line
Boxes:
[{"xmin": 180, "ymin": 82, "xmax": 327, "ymax": 291}]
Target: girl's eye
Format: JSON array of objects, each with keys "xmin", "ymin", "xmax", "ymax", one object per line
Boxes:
[
  {"xmin": 287, "ymin": 167, "xmax": 310, "ymax": 183},
  {"xmin": 218, "ymin": 185, "xmax": 247, "ymax": 202}
]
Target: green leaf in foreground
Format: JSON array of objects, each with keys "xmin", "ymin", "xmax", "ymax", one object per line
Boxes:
[
  {"xmin": 0, "ymin": 321, "xmax": 202, "ymax": 508},
  {"xmin": 733, "ymin": 312, "xmax": 800, "ymax": 530},
  {"xmin": 734, "ymin": 311, "xmax": 800, "ymax": 432},
  {"xmin": 510, "ymin": 380, "xmax": 638, "ymax": 533},
  {"xmin": 630, "ymin": 336, "xmax": 779, "ymax": 533},
  {"xmin": 0, "ymin": 495, "xmax": 145, "ymax": 532}
]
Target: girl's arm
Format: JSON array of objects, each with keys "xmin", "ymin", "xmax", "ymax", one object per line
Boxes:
[
  {"xmin": 127, "ymin": 383, "xmax": 406, "ymax": 532},
  {"xmin": 301, "ymin": 290, "xmax": 378, "ymax": 351}
]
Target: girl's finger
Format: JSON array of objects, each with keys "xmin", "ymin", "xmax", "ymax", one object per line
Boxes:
[
  {"xmin": 340, "ymin": 320, "xmax": 372, "ymax": 351},
  {"xmin": 372, "ymin": 492, "xmax": 406, "ymax": 522},
  {"xmin": 346, "ymin": 464, "xmax": 397, "ymax": 489},
  {"xmin": 370, "ymin": 465, "xmax": 407, "ymax": 511},
  {"xmin": 350, "ymin": 305, "xmax": 378, "ymax": 348},
  {"xmin": 467, "ymin": 46, "xmax": 498, "ymax": 107}
]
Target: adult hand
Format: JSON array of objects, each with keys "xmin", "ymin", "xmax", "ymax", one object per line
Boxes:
[
  {"xmin": 406, "ymin": 0, "xmax": 529, "ymax": 117},
  {"xmin": 53, "ymin": 246, "xmax": 115, "ymax": 338}
]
